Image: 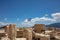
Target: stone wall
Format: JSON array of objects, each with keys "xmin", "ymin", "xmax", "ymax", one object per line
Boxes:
[
  {"xmin": 4, "ymin": 24, "xmax": 16, "ymax": 40},
  {"xmin": 34, "ymin": 24, "xmax": 45, "ymax": 33},
  {"xmin": 24, "ymin": 28, "xmax": 32, "ymax": 40}
]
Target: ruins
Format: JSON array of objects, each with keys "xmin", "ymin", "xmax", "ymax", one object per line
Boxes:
[{"xmin": 0, "ymin": 24, "xmax": 60, "ymax": 40}]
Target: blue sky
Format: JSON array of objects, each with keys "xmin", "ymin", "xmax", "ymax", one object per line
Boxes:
[{"xmin": 0, "ymin": 0, "xmax": 60, "ymax": 27}]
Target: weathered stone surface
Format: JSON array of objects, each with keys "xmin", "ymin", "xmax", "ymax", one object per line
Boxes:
[
  {"xmin": 34, "ymin": 24, "xmax": 45, "ymax": 33},
  {"xmin": 4, "ymin": 24, "xmax": 16, "ymax": 40},
  {"xmin": 16, "ymin": 38, "xmax": 26, "ymax": 40}
]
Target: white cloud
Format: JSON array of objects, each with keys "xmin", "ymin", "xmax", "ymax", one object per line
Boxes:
[
  {"xmin": 31, "ymin": 17, "xmax": 55, "ymax": 23},
  {"xmin": 31, "ymin": 17, "xmax": 40, "ymax": 22},
  {"xmin": 40, "ymin": 17, "xmax": 55, "ymax": 22},
  {"xmin": 20, "ymin": 17, "xmax": 55, "ymax": 27},
  {"xmin": 21, "ymin": 19, "xmax": 34, "ymax": 27},
  {"xmin": 20, "ymin": 12, "xmax": 60, "ymax": 27},
  {"xmin": 52, "ymin": 13, "xmax": 60, "ymax": 20}
]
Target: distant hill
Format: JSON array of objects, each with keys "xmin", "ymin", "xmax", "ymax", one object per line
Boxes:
[
  {"xmin": 0, "ymin": 25, "xmax": 5, "ymax": 29},
  {"xmin": 32, "ymin": 23, "xmax": 60, "ymax": 28},
  {"xmin": 46, "ymin": 23, "xmax": 60, "ymax": 28}
]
